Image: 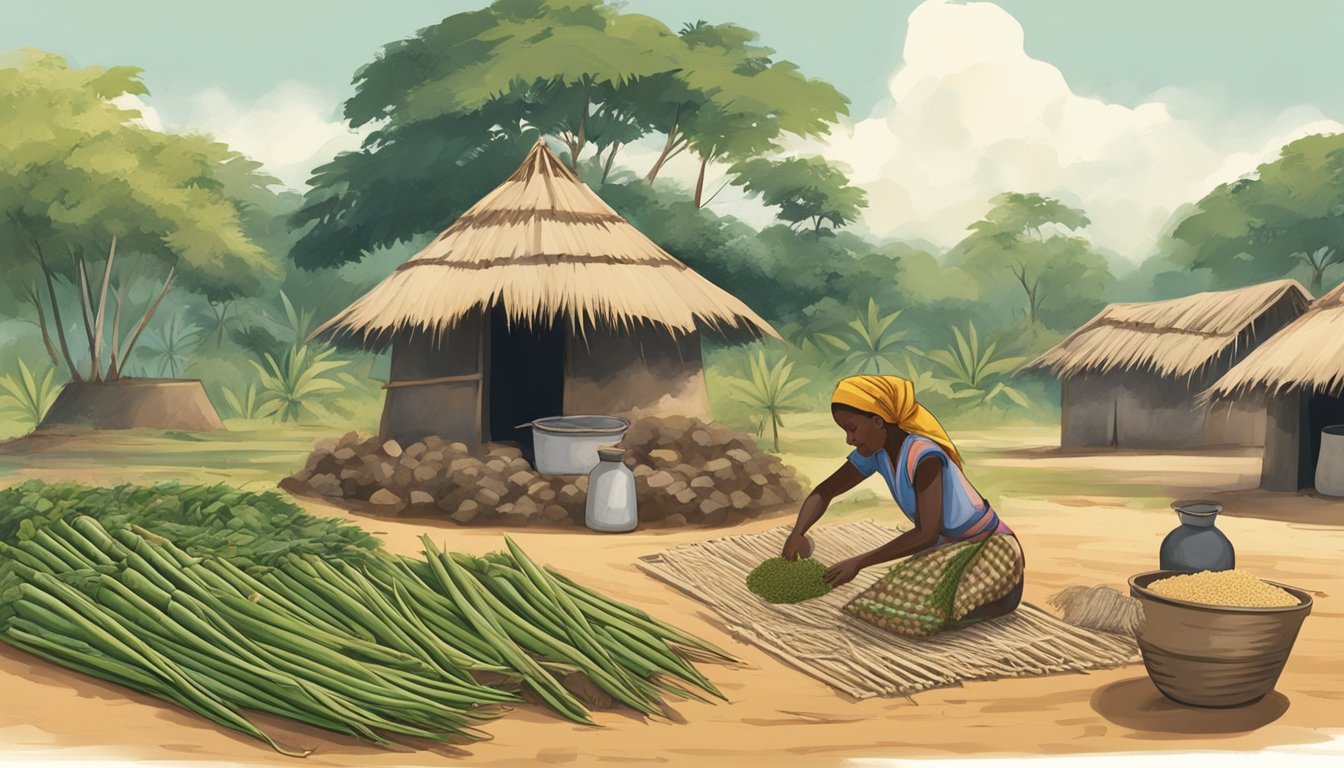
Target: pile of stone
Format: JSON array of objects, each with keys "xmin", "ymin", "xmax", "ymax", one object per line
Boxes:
[{"xmin": 281, "ymin": 416, "xmax": 806, "ymax": 528}]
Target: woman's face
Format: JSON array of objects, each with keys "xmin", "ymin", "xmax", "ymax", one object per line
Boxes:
[{"xmin": 833, "ymin": 408, "xmax": 887, "ymax": 456}]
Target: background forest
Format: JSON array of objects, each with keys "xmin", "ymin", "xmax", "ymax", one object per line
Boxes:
[{"xmin": 2, "ymin": 0, "xmax": 1342, "ymax": 445}]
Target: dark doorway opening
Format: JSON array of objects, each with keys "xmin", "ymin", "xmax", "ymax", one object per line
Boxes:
[
  {"xmin": 486, "ymin": 305, "xmax": 565, "ymax": 460},
  {"xmin": 1301, "ymin": 392, "xmax": 1344, "ymax": 489}
]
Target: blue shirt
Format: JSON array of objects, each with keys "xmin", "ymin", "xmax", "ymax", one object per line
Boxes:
[{"xmin": 848, "ymin": 436, "xmax": 995, "ymax": 539}]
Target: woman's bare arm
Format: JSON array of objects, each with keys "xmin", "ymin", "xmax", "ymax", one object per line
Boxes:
[{"xmin": 783, "ymin": 462, "xmax": 863, "ymax": 558}]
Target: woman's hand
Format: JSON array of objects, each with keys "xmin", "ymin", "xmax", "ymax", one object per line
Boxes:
[
  {"xmin": 823, "ymin": 557, "xmax": 864, "ymax": 587},
  {"xmin": 782, "ymin": 531, "xmax": 813, "ymax": 560}
]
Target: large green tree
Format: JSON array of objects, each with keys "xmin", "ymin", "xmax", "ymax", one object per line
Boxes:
[
  {"xmin": 948, "ymin": 192, "xmax": 1112, "ymax": 333},
  {"xmin": 0, "ymin": 50, "xmax": 278, "ymax": 382},
  {"xmin": 289, "ymin": 0, "xmax": 849, "ymax": 269},
  {"xmin": 1171, "ymin": 132, "xmax": 1344, "ymax": 294},
  {"xmin": 728, "ymin": 156, "xmax": 868, "ymax": 236}
]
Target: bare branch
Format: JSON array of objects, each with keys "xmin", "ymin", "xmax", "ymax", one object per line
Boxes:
[
  {"xmin": 33, "ymin": 243, "xmax": 82, "ymax": 381},
  {"xmin": 92, "ymin": 236, "xmax": 116, "ymax": 381},
  {"xmin": 117, "ymin": 267, "xmax": 176, "ymax": 376}
]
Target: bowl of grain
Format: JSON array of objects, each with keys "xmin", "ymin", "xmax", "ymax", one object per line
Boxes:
[{"xmin": 1128, "ymin": 569, "xmax": 1312, "ymax": 708}]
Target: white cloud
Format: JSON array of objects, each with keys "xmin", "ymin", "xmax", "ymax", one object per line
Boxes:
[
  {"xmin": 804, "ymin": 0, "xmax": 1344, "ymax": 260},
  {"xmin": 177, "ymin": 81, "xmax": 369, "ymax": 190},
  {"xmin": 110, "ymin": 93, "xmax": 164, "ymax": 132}
]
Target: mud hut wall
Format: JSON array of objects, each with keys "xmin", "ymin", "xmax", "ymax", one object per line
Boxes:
[
  {"xmin": 1060, "ymin": 372, "xmax": 1123, "ymax": 447},
  {"xmin": 563, "ymin": 325, "xmax": 710, "ymax": 420},
  {"xmin": 1260, "ymin": 391, "xmax": 1307, "ymax": 491},
  {"xmin": 1113, "ymin": 370, "xmax": 1209, "ymax": 448},
  {"xmin": 1203, "ymin": 397, "xmax": 1267, "ymax": 446},
  {"xmin": 380, "ymin": 314, "xmax": 485, "ymax": 446}
]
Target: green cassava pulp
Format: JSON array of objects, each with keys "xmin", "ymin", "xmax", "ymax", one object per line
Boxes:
[{"xmin": 746, "ymin": 557, "xmax": 832, "ymax": 604}]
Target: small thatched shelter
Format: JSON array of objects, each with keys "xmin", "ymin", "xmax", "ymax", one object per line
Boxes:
[
  {"xmin": 312, "ymin": 139, "xmax": 776, "ymax": 448},
  {"xmin": 1204, "ymin": 282, "xmax": 1344, "ymax": 490},
  {"xmin": 1021, "ymin": 280, "xmax": 1312, "ymax": 449}
]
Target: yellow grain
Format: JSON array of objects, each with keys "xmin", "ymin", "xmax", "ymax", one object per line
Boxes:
[{"xmin": 1149, "ymin": 570, "xmax": 1298, "ymax": 608}]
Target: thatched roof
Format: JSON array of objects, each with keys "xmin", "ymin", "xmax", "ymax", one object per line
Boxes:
[
  {"xmin": 312, "ymin": 139, "xmax": 777, "ymax": 346},
  {"xmin": 1021, "ymin": 279, "xmax": 1312, "ymax": 379},
  {"xmin": 1205, "ymin": 281, "xmax": 1344, "ymax": 399}
]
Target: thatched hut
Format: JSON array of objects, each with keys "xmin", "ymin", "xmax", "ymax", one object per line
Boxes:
[
  {"xmin": 1021, "ymin": 280, "xmax": 1311, "ymax": 449},
  {"xmin": 1204, "ymin": 282, "xmax": 1344, "ymax": 490},
  {"xmin": 311, "ymin": 139, "xmax": 776, "ymax": 448}
]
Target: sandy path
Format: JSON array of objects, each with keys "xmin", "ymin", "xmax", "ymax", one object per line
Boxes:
[{"xmin": 1, "ymin": 436, "xmax": 1341, "ymax": 766}]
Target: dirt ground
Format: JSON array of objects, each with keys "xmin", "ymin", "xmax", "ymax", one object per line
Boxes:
[{"xmin": 0, "ymin": 423, "xmax": 1341, "ymax": 766}]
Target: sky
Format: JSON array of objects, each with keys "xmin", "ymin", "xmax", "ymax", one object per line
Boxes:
[{"xmin": 3, "ymin": 0, "xmax": 1343, "ymax": 260}]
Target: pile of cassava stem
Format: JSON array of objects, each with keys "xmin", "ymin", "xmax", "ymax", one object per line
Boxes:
[{"xmin": 0, "ymin": 481, "xmax": 736, "ymax": 755}]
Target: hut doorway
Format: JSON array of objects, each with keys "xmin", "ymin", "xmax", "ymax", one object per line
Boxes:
[
  {"xmin": 1301, "ymin": 392, "xmax": 1344, "ymax": 488},
  {"xmin": 486, "ymin": 305, "xmax": 565, "ymax": 451}
]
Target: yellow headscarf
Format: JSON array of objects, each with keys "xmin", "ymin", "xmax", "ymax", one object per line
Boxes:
[{"xmin": 831, "ymin": 375, "xmax": 964, "ymax": 468}]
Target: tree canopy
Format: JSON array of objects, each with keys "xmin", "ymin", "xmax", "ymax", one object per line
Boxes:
[
  {"xmin": 0, "ymin": 50, "xmax": 279, "ymax": 381},
  {"xmin": 289, "ymin": 0, "xmax": 849, "ymax": 270},
  {"xmin": 1171, "ymin": 132, "xmax": 1344, "ymax": 294}
]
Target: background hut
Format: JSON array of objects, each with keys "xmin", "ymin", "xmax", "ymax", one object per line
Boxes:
[
  {"xmin": 311, "ymin": 139, "xmax": 776, "ymax": 448},
  {"xmin": 1204, "ymin": 282, "xmax": 1344, "ymax": 491},
  {"xmin": 1021, "ymin": 280, "xmax": 1311, "ymax": 449}
]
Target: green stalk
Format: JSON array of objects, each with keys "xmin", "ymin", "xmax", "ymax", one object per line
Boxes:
[{"xmin": 50, "ymin": 518, "xmax": 115, "ymax": 566}]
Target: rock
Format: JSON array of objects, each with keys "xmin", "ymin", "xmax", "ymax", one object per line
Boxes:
[
  {"xmin": 496, "ymin": 502, "xmax": 515, "ymax": 516},
  {"xmin": 690, "ymin": 429, "xmax": 713, "ymax": 447},
  {"xmin": 488, "ymin": 444, "xmax": 523, "ymax": 460},
  {"xmin": 508, "ymin": 458, "xmax": 531, "ymax": 474},
  {"xmin": 646, "ymin": 470, "xmax": 675, "ymax": 489},
  {"xmin": 690, "ymin": 476, "xmax": 715, "ymax": 489},
  {"xmin": 512, "ymin": 496, "xmax": 541, "ymax": 519},
  {"xmin": 381, "ymin": 440, "xmax": 403, "ymax": 458},
  {"xmin": 704, "ymin": 458, "xmax": 732, "ymax": 474},
  {"xmin": 729, "ymin": 491, "xmax": 752, "ymax": 510},
  {"xmin": 449, "ymin": 442, "xmax": 470, "ymax": 455},
  {"xmin": 451, "ymin": 500, "xmax": 480, "ymax": 524},
  {"xmin": 400, "ymin": 456, "xmax": 422, "ymax": 471},
  {"xmin": 314, "ymin": 437, "xmax": 340, "ymax": 454},
  {"xmin": 649, "ymin": 448, "xmax": 679, "ymax": 465},
  {"xmin": 726, "ymin": 448, "xmax": 753, "ymax": 464},
  {"xmin": 392, "ymin": 467, "xmax": 413, "ymax": 487},
  {"xmin": 449, "ymin": 457, "xmax": 480, "ymax": 473},
  {"xmin": 633, "ymin": 465, "xmax": 653, "ymax": 478},
  {"xmin": 308, "ymin": 473, "xmax": 341, "ymax": 496},
  {"xmin": 508, "ymin": 471, "xmax": 534, "ymax": 489},
  {"xmin": 536, "ymin": 488, "xmax": 557, "ymax": 503},
  {"xmin": 423, "ymin": 450, "xmax": 444, "ymax": 465},
  {"xmin": 413, "ymin": 464, "xmax": 439, "ymax": 484},
  {"xmin": 370, "ymin": 489, "xmax": 403, "ymax": 507},
  {"xmin": 575, "ymin": 476, "xmax": 589, "ymax": 493},
  {"xmin": 710, "ymin": 490, "xmax": 729, "ymax": 506},
  {"xmin": 409, "ymin": 490, "xmax": 435, "ymax": 506},
  {"xmin": 544, "ymin": 505, "xmax": 570, "ymax": 522},
  {"xmin": 456, "ymin": 466, "xmax": 483, "ymax": 484},
  {"xmin": 422, "ymin": 435, "xmax": 445, "ymax": 449},
  {"xmin": 559, "ymin": 484, "xmax": 583, "ymax": 504},
  {"xmin": 781, "ymin": 465, "xmax": 798, "ymax": 479},
  {"xmin": 406, "ymin": 442, "xmax": 427, "ymax": 460},
  {"xmin": 332, "ymin": 447, "xmax": 357, "ymax": 462},
  {"xmin": 475, "ymin": 488, "xmax": 502, "ymax": 507},
  {"xmin": 675, "ymin": 463, "xmax": 698, "ymax": 479},
  {"xmin": 699, "ymin": 499, "xmax": 725, "ymax": 517},
  {"xmin": 338, "ymin": 430, "xmax": 362, "ymax": 447},
  {"xmin": 758, "ymin": 488, "xmax": 783, "ymax": 507},
  {"xmin": 486, "ymin": 459, "xmax": 508, "ymax": 474},
  {"xmin": 479, "ymin": 477, "xmax": 509, "ymax": 498},
  {"xmin": 674, "ymin": 488, "xmax": 698, "ymax": 505},
  {"xmin": 750, "ymin": 473, "xmax": 768, "ymax": 487},
  {"xmin": 663, "ymin": 513, "xmax": 688, "ymax": 527},
  {"xmin": 665, "ymin": 481, "xmax": 688, "ymax": 496}
]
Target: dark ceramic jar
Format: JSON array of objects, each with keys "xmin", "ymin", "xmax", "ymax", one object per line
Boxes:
[{"xmin": 1159, "ymin": 500, "xmax": 1235, "ymax": 572}]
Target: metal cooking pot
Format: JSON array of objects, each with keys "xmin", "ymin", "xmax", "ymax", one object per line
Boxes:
[{"xmin": 517, "ymin": 415, "xmax": 630, "ymax": 475}]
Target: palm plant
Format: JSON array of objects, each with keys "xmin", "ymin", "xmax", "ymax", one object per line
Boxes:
[
  {"xmin": 914, "ymin": 321, "xmax": 1032, "ymax": 409},
  {"xmin": 725, "ymin": 349, "xmax": 811, "ymax": 452},
  {"xmin": 138, "ymin": 315, "xmax": 202, "ymax": 377},
  {"xmin": 252, "ymin": 344, "xmax": 349, "ymax": 423},
  {"xmin": 818, "ymin": 297, "xmax": 906, "ymax": 375},
  {"xmin": 220, "ymin": 382, "xmax": 267, "ymax": 420},
  {"xmin": 276, "ymin": 290, "xmax": 318, "ymax": 344},
  {"xmin": 0, "ymin": 358, "xmax": 62, "ymax": 429}
]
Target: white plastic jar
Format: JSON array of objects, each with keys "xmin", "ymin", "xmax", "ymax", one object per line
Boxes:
[{"xmin": 585, "ymin": 447, "xmax": 638, "ymax": 532}]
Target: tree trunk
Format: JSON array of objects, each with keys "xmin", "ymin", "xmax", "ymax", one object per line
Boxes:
[
  {"xmin": 600, "ymin": 142, "xmax": 620, "ymax": 184},
  {"xmin": 771, "ymin": 413, "xmax": 780, "ymax": 453},
  {"xmin": 23, "ymin": 285, "xmax": 62, "ymax": 369},
  {"xmin": 644, "ymin": 108, "xmax": 683, "ymax": 183},
  {"xmin": 34, "ymin": 245, "xmax": 82, "ymax": 382},
  {"xmin": 107, "ymin": 279, "xmax": 130, "ymax": 380},
  {"xmin": 76, "ymin": 259, "xmax": 99, "ymax": 380},
  {"xmin": 91, "ymin": 237, "xmax": 117, "ymax": 382},
  {"xmin": 117, "ymin": 267, "xmax": 176, "ymax": 376},
  {"xmin": 692, "ymin": 150, "xmax": 713, "ymax": 208}
]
